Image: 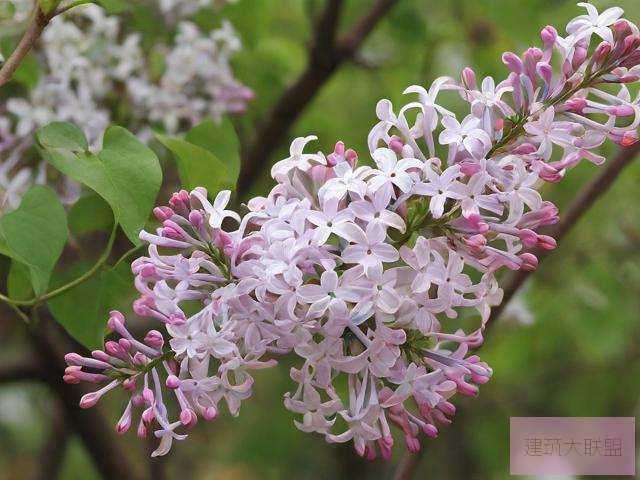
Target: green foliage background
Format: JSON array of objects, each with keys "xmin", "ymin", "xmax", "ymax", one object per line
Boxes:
[{"xmin": 0, "ymin": 0, "xmax": 639, "ymax": 478}]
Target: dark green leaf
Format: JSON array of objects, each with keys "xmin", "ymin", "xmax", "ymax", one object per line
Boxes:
[
  {"xmin": 0, "ymin": 185, "xmax": 68, "ymax": 295},
  {"xmin": 156, "ymin": 133, "xmax": 233, "ymax": 195},
  {"xmin": 95, "ymin": 0, "xmax": 129, "ymax": 14},
  {"xmin": 7, "ymin": 260, "xmax": 33, "ymax": 301},
  {"xmin": 68, "ymin": 191, "xmax": 114, "ymax": 236},
  {"xmin": 186, "ymin": 118, "xmax": 241, "ymax": 186},
  {"xmin": 48, "ymin": 263, "xmax": 136, "ymax": 350},
  {"xmin": 37, "ymin": 123, "xmax": 162, "ymax": 245},
  {"xmin": 36, "ymin": 121, "xmax": 88, "ymax": 152}
]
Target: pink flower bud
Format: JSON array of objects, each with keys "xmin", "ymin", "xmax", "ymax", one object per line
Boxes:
[
  {"xmin": 63, "ymin": 374, "xmax": 80, "ymax": 384},
  {"xmin": 92, "ymin": 350, "xmax": 111, "ymax": 362},
  {"xmin": 137, "ymin": 421, "xmax": 147, "ymax": 439},
  {"xmin": 592, "ymin": 42, "xmax": 612, "ymax": 67},
  {"xmin": 378, "ymin": 438, "xmax": 392, "ymax": 460},
  {"xmin": 502, "ymin": 52, "xmax": 523, "ymax": 74},
  {"xmin": 180, "ymin": 408, "xmax": 198, "ymax": 427},
  {"xmin": 118, "ymin": 338, "xmax": 132, "ymax": 352},
  {"xmin": 461, "ymin": 67, "xmax": 477, "ymax": 90},
  {"xmin": 79, "ymin": 392, "xmax": 100, "ymax": 409},
  {"xmin": 144, "ymin": 330, "xmax": 164, "ymax": 349},
  {"xmin": 213, "ymin": 229, "xmax": 234, "ymax": 256},
  {"xmin": 605, "ymin": 104, "xmax": 635, "ymax": 116},
  {"xmin": 142, "ymin": 407, "xmax": 155, "ymax": 424},
  {"xmin": 536, "ymin": 235, "xmax": 556, "ymax": 250},
  {"xmin": 64, "ymin": 353, "xmax": 84, "ymax": 366},
  {"xmin": 166, "ymin": 375, "xmax": 181, "ymax": 389},
  {"xmin": 140, "ymin": 264, "xmax": 156, "ymax": 278},
  {"xmin": 345, "ymin": 148, "xmax": 357, "ymax": 168},
  {"xmin": 509, "ymin": 143, "xmax": 537, "ymax": 155},
  {"xmin": 203, "ymin": 406, "xmax": 218, "ymax": 421},
  {"xmin": 536, "ymin": 62, "xmax": 552, "ymax": 84},
  {"xmin": 406, "ymin": 436, "xmax": 421, "ymax": 453},
  {"xmin": 563, "ymin": 97, "xmax": 588, "ymax": 113},
  {"xmin": 161, "ymin": 226, "xmax": 182, "ymax": 239},
  {"xmin": 133, "ymin": 298, "xmax": 151, "ymax": 316},
  {"xmin": 109, "ymin": 310, "xmax": 126, "ymax": 325},
  {"xmin": 518, "ymin": 229, "xmax": 539, "ymax": 248},
  {"xmin": 423, "ymin": 423, "xmax": 439, "ymax": 438},
  {"xmin": 153, "ymin": 206, "xmax": 173, "ymax": 222},
  {"xmin": 142, "ymin": 388, "xmax": 154, "ymax": 403},
  {"xmin": 188, "ymin": 210, "xmax": 204, "ymax": 228},
  {"xmin": 117, "ymin": 408, "xmax": 132, "ymax": 434},
  {"xmin": 388, "ymin": 136, "xmax": 404, "ymax": 154},
  {"xmin": 439, "ymin": 400, "xmax": 456, "ymax": 416},
  {"xmin": 608, "ymin": 128, "xmax": 639, "ymax": 146},
  {"xmin": 132, "ymin": 352, "xmax": 147, "ymax": 365},
  {"xmin": 519, "ymin": 253, "xmax": 538, "ymax": 271},
  {"xmin": 122, "ymin": 378, "xmax": 137, "ymax": 392},
  {"xmin": 540, "ymin": 25, "xmax": 557, "ymax": 46}
]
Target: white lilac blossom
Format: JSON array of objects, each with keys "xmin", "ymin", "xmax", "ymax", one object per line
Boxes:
[
  {"xmin": 7, "ymin": 5, "xmax": 143, "ymax": 147},
  {"xmin": 156, "ymin": 0, "xmax": 238, "ymax": 18},
  {"xmin": 3, "ymin": 4, "xmax": 251, "ymax": 143},
  {"xmin": 0, "ymin": 2, "xmax": 251, "ymax": 209},
  {"xmin": 65, "ymin": 4, "xmax": 640, "ymax": 459},
  {"xmin": 127, "ymin": 20, "xmax": 253, "ymax": 134}
]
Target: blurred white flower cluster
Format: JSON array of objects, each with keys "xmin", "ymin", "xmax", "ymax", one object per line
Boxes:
[
  {"xmin": 157, "ymin": 0, "xmax": 238, "ymax": 18},
  {"xmin": 128, "ymin": 20, "xmax": 252, "ymax": 135},
  {"xmin": 0, "ymin": 0, "xmax": 250, "ymax": 213}
]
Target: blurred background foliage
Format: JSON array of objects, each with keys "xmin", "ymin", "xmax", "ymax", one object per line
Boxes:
[{"xmin": 0, "ymin": 0, "xmax": 639, "ymax": 479}]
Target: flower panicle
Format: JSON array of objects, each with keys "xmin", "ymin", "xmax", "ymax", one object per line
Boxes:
[{"xmin": 65, "ymin": 3, "xmax": 640, "ymax": 459}]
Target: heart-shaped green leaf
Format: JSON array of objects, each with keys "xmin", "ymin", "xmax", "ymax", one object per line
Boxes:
[
  {"xmin": 0, "ymin": 185, "xmax": 68, "ymax": 295},
  {"xmin": 37, "ymin": 123, "xmax": 162, "ymax": 245},
  {"xmin": 157, "ymin": 133, "xmax": 233, "ymax": 195}
]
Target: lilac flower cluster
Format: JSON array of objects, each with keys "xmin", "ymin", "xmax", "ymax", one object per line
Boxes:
[
  {"xmin": 0, "ymin": 2, "xmax": 251, "ymax": 213},
  {"xmin": 65, "ymin": 4, "xmax": 640, "ymax": 458}
]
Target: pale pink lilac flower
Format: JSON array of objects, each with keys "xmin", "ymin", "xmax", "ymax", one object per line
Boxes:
[{"xmin": 65, "ymin": 3, "xmax": 640, "ymax": 460}]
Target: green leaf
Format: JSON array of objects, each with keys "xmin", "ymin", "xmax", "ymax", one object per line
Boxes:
[
  {"xmin": 37, "ymin": 123, "xmax": 162, "ymax": 245},
  {"xmin": 156, "ymin": 133, "xmax": 233, "ymax": 195},
  {"xmin": 68, "ymin": 192, "xmax": 114, "ymax": 236},
  {"xmin": 48, "ymin": 263, "xmax": 136, "ymax": 350},
  {"xmin": 0, "ymin": 186, "xmax": 68, "ymax": 295},
  {"xmin": 13, "ymin": 54, "xmax": 40, "ymax": 92},
  {"xmin": 95, "ymin": 0, "xmax": 129, "ymax": 14},
  {"xmin": 185, "ymin": 118, "xmax": 241, "ymax": 186},
  {"xmin": 7, "ymin": 260, "xmax": 33, "ymax": 301},
  {"xmin": 37, "ymin": 121, "xmax": 88, "ymax": 152}
]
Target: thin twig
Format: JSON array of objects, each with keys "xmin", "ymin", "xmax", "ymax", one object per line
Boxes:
[
  {"xmin": 389, "ymin": 143, "xmax": 640, "ymax": 480},
  {"xmin": 0, "ymin": 6, "xmax": 50, "ymax": 88},
  {"xmin": 238, "ymin": 0, "xmax": 398, "ymax": 195}
]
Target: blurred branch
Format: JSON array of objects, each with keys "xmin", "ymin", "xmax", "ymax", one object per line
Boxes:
[
  {"xmin": 390, "ymin": 142, "xmax": 640, "ymax": 480},
  {"xmin": 147, "ymin": 436, "xmax": 166, "ymax": 480},
  {"xmin": 238, "ymin": 0, "xmax": 398, "ymax": 194},
  {"xmin": 32, "ymin": 316, "xmax": 138, "ymax": 480},
  {"xmin": 0, "ymin": 6, "xmax": 50, "ymax": 88},
  {"xmin": 0, "ymin": 357, "xmax": 42, "ymax": 383},
  {"xmin": 391, "ymin": 452, "xmax": 422, "ymax": 480},
  {"xmin": 486, "ymin": 142, "xmax": 640, "ymax": 327},
  {"xmin": 34, "ymin": 403, "xmax": 70, "ymax": 480}
]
